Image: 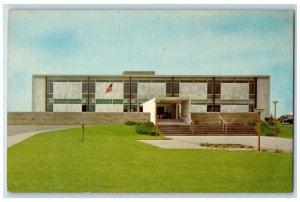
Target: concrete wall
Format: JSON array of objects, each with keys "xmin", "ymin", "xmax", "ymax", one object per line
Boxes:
[
  {"xmin": 53, "ymin": 82, "xmax": 82, "ymax": 99},
  {"xmin": 137, "ymin": 83, "xmax": 166, "ymax": 99},
  {"xmin": 191, "ymin": 105, "xmax": 207, "ymax": 112},
  {"xmin": 191, "ymin": 112, "xmax": 257, "ymax": 125},
  {"xmin": 179, "ymin": 83, "xmax": 207, "ymax": 99},
  {"xmin": 8, "ymin": 112, "xmax": 150, "ymax": 125},
  {"xmin": 181, "ymin": 100, "xmax": 191, "ymax": 124},
  {"xmin": 96, "ymin": 104, "xmax": 123, "ymax": 112},
  {"xmin": 54, "ymin": 104, "xmax": 82, "ymax": 112},
  {"xmin": 221, "ymin": 105, "xmax": 249, "ymax": 112},
  {"xmin": 142, "ymin": 98, "xmax": 156, "ymax": 123},
  {"xmin": 96, "ymin": 82, "xmax": 123, "ymax": 99},
  {"xmin": 257, "ymin": 78, "xmax": 270, "ymax": 119},
  {"xmin": 32, "ymin": 77, "xmax": 46, "ymax": 112},
  {"xmin": 221, "ymin": 83, "xmax": 249, "ymax": 100}
]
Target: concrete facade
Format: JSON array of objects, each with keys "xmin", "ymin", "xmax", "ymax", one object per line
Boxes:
[
  {"xmin": 179, "ymin": 83, "xmax": 207, "ymax": 99},
  {"xmin": 221, "ymin": 105, "xmax": 249, "ymax": 112},
  {"xmin": 32, "ymin": 73, "xmax": 270, "ymax": 118},
  {"xmin": 137, "ymin": 83, "xmax": 166, "ymax": 99},
  {"xmin": 53, "ymin": 104, "xmax": 82, "ymax": 112},
  {"xmin": 96, "ymin": 82, "xmax": 123, "ymax": 99},
  {"xmin": 221, "ymin": 83, "xmax": 249, "ymax": 100},
  {"xmin": 32, "ymin": 77, "xmax": 46, "ymax": 112},
  {"xmin": 53, "ymin": 82, "xmax": 82, "ymax": 99},
  {"xmin": 257, "ymin": 78, "xmax": 270, "ymax": 119}
]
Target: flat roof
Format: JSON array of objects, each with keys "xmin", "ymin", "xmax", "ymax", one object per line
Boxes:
[{"xmin": 33, "ymin": 74, "xmax": 270, "ymax": 79}]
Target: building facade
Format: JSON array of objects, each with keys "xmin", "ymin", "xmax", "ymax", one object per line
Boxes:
[{"xmin": 32, "ymin": 71, "xmax": 270, "ymax": 119}]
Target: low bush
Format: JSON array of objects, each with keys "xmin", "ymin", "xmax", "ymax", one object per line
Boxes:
[
  {"xmin": 124, "ymin": 121, "xmax": 137, "ymax": 126},
  {"xmin": 135, "ymin": 122, "xmax": 158, "ymax": 135},
  {"xmin": 257, "ymin": 121, "xmax": 280, "ymax": 136}
]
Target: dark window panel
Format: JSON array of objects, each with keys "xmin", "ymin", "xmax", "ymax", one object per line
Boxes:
[
  {"xmin": 249, "ymin": 104, "xmax": 255, "ymax": 112},
  {"xmin": 249, "ymin": 83, "xmax": 255, "ymax": 94},
  {"xmin": 215, "ymin": 82, "xmax": 221, "ymax": 94},
  {"xmin": 68, "ymin": 99, "xmax": 82, "ymax": 104},
  {"xmin": 89, "ymin": 93, "xmax": 95, "ymax": 98},
  {"xmin": 123, "ymin": 105, "xmax": 129, "ymax": 112},
  {"xmin": 215, "ymin": 94, "xmax": 221, "ymax": 99},
  {"xmin": 47, "ymin": 82, "xmax": 53, "ymax": 93},
  {"xmin": 214, "ymin": 105, "xmax": 220, "ymax": 112},
  {"xmin": 82, "ymin": 105, "xmax": 87, "ymax": 112},
  {"xmin": 46, "ymin": 94, "xmax": 53, "ymax": 98},
  {"xmin": 82, "ymin": 93, "xmax": 89, "ymax": 98},
  {"xmin": 173, "ymin": 83, "xmax": 179, "ymax": 94},
  {"xmin": 207, "ymin": 94, "xmax": 213, "ymax": 99},
  {"xmin": 124, "ymin": 83, "xmax": 130, "ymax": 94},
  {"xmin": 96, "ymin": 99, "xmax": 110, "ymax": 104},
  {"xmin": 207, "ymin": 105, "xmax": 213, "ymax": 112},
  {"xmin": 166, "ymin": 83, "xmax": 172, "ymax": 94},
  {"xmin": 124, "ymin": 94, "xmax": 130, "ymax": 99},
  {"xmin": 47, "ymin": 104, "xmax": 53, "ymax": 112},
  {"xmin": 89, "ymin": 98, "xmax": 96, "ymax": 104},
  {"xmin": 82, "ymin": 83, "xmax": 88, "ymax": 93},
  {"xmin": 131, "ymin": 94, "xmax": 137, "ymax": 99},
  {"xmin": 207, "ymin": 82, "xmax": 213, "ymax": 94},
  {"xmin": 89, "ymin": 104, "xmax": 95, "ymax": 112},
  {"xmin": 54, "ymin": 99, "xmax": 68, "ymax": 104},
  {"xmin": 113, "ymin": 99, "xmax": 123, "ymax": 104},
  {"xmin": 89, "ymin": 83, "xmax": 95, "ymax": 93},
  {"xmin": 131, "ymin": 83, "xmax": 137, "ymax": 93}
]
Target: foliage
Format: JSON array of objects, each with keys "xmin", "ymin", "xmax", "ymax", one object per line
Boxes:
[
  {"xmin": 264, "ymin": 116, "xmax": 274, "ymax": 126},
  {"xmin": 135, "ymin": 122, "xmax": 157, "ymax": 135},
  {"xmin": 124, "ymin": 121, "xmax": 137, "ymax": 126},
  {"xmin": 257, "ymin": 121, "xmax": 280, "ymax": 136},
  {"xmin": 8, "ymin": 125, "xmax": 292, "ymax": 192}
]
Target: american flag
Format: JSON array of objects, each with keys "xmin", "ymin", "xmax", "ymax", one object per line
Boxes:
[{"xmin": 105, "ymin": 83, "xmax": 113, "ymax": 93}]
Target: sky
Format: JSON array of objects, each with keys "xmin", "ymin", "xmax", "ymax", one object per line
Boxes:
[{"xmin": 7, "ymin": 10, "xmax": 294, "ymax": 116}]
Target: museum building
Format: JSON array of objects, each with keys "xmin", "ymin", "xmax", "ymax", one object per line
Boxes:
[{"xmin": 32, "ymin": 71, "xmax": 270, "ymax": 120}]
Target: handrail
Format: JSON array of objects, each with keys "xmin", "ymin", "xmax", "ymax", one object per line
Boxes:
[
  {"xmin": 218, "ymin": 114, "xmax": 228, "ymax": 134},
  {"xmin": 181, "ymin": 113, "xmax": 195, "ymax": 134}
]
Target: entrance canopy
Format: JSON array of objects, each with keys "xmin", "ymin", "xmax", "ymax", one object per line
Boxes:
[{"xmin": 141, "ymin": 97, "xmax": 191, "ymax": 125}]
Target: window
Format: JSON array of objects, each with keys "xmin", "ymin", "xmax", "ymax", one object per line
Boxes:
[
  {"xmin": 249, "ymin": 83, "xmax": 255, "ymax": 95},
  {"xmin": 82, "ymin": 105, "xmax": 87, "ymax": 112},
  {"xmin": 215, "ymin": 82, "xmax": 221, "ymax": 94},
  {"xmin": 166, "ymin": 83, "xmax": 172, "ymax": 95},
  {"xmin": 249, "ymin": 104, "xmax": 255, "ymax": 112},
  {"xmin": 131, "ymin": 83, "xmax": 137, "ymax": 94},
  {"xmin": 124, "ymin": 83, "xmax": 130, "ymax": 94},
  {"xmin": 207, "ymin": 82, "xmax": 213, "ymax": 94},
  {"xmin": 89, "ymin": 82, "xmax": 95, "ymax": 93},
  {"xmin": 82, "ymin": 82, "xmax": 88, "ymax": 93},
  {"xmin": 207, "ymin": 105, "xmax": 213, "ymax": 112},
  {"xmin": 173, "ymin": 82, "xmax": 179, "ymax": 95},
  {"xmin": 47, "ymin": 82, "xmax": 53, "ymax": 93}
]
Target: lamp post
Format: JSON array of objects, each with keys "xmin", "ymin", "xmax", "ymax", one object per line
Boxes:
[
  {"xmin": 273, "ymin": 101, "xmax": 278, "ymax": 136},
  {"xmin": 255, "ymin": 108, "xmax": 264, "ymax": 151}
]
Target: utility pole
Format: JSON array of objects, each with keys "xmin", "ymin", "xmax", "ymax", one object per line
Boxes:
[
  {"xmin": 273, "ymin": 101, "xmax": 278, "ymax": 136},
  {"xmin": 255, "ymin": 108, "xmax": 264, "ymax": 151}
]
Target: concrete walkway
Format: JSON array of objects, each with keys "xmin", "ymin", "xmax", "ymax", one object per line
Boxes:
[
  {"xmin": 7, "ymin": 125, "xmax": 79, "ymax": 148},
  {"xmin": 139, "ymin": 135, "xmax": 293, "ymax": 152}
]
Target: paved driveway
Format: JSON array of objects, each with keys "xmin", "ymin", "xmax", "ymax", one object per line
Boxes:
[
  {"xmin": 7, "ymin": 125, "xmax": 80, "ymax": 148},
  {"xmin": 139, "ymin": 136, "xmax": 293, "ymax": 152}
]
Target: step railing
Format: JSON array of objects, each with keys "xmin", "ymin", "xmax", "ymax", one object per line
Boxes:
[
  {"xmin": 218, "ymin": 114, "xmax": 228, "ymax": 134},
  {"xmin": 181, "ymin": 113, "xmax": 194, "ymax": 134}
]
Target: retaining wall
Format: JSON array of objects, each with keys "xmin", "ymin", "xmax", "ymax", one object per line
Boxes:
[
  {"xmin": 191, "ymin": 112, "xmax": 257, "ymax": 125},
  {"xmin": 7, "ymin": 112, "xmax": 150, "ymax": 125}
]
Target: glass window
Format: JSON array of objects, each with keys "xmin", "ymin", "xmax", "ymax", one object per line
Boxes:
[
  {"xmin": 89, "ymin": 82, "xmax": 95, "ymax": 93},
  {"xmin": 68, "ymin": 99, "xmax": 82, "ymax": 104},
  {"xmin": 249, "ymin": 83, "xmax": 255, "ymax": 94},
  {"xmin": 82, "ymin": 99, "xmax": 87, "ymax": 104},
  {"xmin": 123, "ymin": 105, "xmax": 129, "ymax": 112},
  {"xmin": 207, "ymin": 105, "xmax": 213, "ymax": 112},
  {"xmin": 89, "ymin": 93, "xmax": 95, "ymax": 98},
  {"xmin": 207, "ymin": 82, "xmax": 212, "ymax": 94},
  {"xmin": 96, "ymin": 99, "xmax": 110, "ymax": 104},
  {"xmin": 131, "ymin": 83, "xmax": 137, "ymax": 93},
  {"xmin": 89, "ymin": 105, "xmax": 95, "ymax": 112},
  {"xmin": 47, "ymin": 104, "xmax": 53, "ymax": 112},
  {"xmin": 89, "ymin": 98, "xmax": 96, "ymax": 104},
  {"xmin": 166, "ymin": 83, "xmax": 172, "ymax": 94},
  {"xmin": 215, "ymin": 82, "xmax": 221, "ymax": 94},
  {"xmin": 124, "ymin": 83, "xmax": 130, "ymax": 94},
  {"xmin": 82, "ymin": 105, "xmax": 87, "ymax": 112},
  {"xmin": 47, "ymin": 82, "xmax": 53, "ymax": 93},
  {"xmin": 173, "ymin": 82, "xmax": 179, "ymax": 94},
  {"xmin": 82, "ymin": 82, "xmax": 88, "ymax": 93},
  {"xmin": 46, "ymin": 94, "xmax": 53, "ymax": 98},
  {"xmin": 54, "ymin": 99, "xmax": 68, "ymax": 104},
  {"xmin": 113, "ymin": 99, "xmax": 123, "ymax": 104},
  {"xmin": 249, "ymin": 104, "xmax": 255, "ymax": 112}
]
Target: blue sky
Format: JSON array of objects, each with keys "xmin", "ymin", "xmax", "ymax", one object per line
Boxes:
[{"xmin": 8, "ymin": 10, "xmax": 294, "ymax": 115}]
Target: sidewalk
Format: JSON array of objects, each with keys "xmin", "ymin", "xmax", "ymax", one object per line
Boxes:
[
  {"xmin": 139, "ymin": 135, "xmax": 293, "ymax": 152},
  {"xmin": 7, "ymin": 125, "xmax": 79, "ymax": 148}
]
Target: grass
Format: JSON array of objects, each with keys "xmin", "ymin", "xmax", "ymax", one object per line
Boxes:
[
  {"xmin": 8, "ymin": 125, "xmax": 293, "ymax": 193},
  {"xmin": 277, "ymin": 122, "xmax": 293, "ymax": 138}
]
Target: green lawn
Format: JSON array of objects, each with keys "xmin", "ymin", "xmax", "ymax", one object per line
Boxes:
[
  {"xmin": 8, "ymin": 125, "xmax": 293, "ymax": 193},
  {"xmin": 277, "ymin": 122, "xmax": 294, "ymax": 138}
]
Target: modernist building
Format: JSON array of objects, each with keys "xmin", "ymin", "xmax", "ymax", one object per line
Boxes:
[{"xmin": 32, "ymin": 71, "xmax": 270, "ymax": 119}]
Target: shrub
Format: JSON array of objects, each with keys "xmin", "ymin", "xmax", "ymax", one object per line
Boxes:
[
  {"xmin": 135, "ymin": 122, "xmax": 157, "ymax": 135},
  {"xmin": 257, "ymin": 121, "xmax": 280, "ymax": 136},
  {"xmin": 124, "ymin": 121, "xmax": 137, "ymax": 126}
]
